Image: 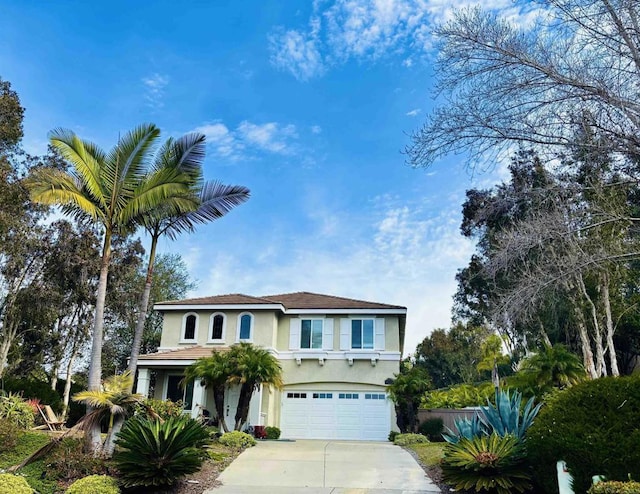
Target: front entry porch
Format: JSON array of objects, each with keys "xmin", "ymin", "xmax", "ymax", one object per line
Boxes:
[{"xmin": 135, "ymin": 366, "xmax": 264, "ymax": 429}]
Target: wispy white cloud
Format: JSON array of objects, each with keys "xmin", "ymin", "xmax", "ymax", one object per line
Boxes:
[
  {"xmin": 192, "ymin": 120, "xmax": 298, "ymax": 160},
  {"xmin": 181, "ymin": 195, "xmax": 473, "ymax": 355},
  {"xmin": 141, "ymin": 73, "xmax": 169, "ymax": 110},
  {"xmin": 268, "ymin": 0, "xmax": 546, "ymax": 81},
  {"xmin": 406, "ymin": 108, "xmax": 421, "ymax": 117},
  {"xmin": 237, "ymin": 121, "xmax": 298, "ymax": 154},
  {"xmin": 311, "ymin": 125, "xmax": 322, "ymax": 134}
]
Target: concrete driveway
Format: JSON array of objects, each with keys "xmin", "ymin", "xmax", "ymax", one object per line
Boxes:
[{"xmin": 207, "ymin": 440, "xmax": 441, "ymax": 493}]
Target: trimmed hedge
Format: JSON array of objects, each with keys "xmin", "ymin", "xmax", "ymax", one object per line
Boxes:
[
  {"xmin": 218, "ymin": 431, "xmax": 256, "ymax": 449},
  {"xmin": 526, "ymin": 375, "xmax": 640, "ymax": 494},
  {"xmin": 588, "ymin": 481, "xmax": 640, "ymax": 494},
  {"xmin": 0, "ymin": 473, "xmax": 33, "ymax": 493},
  {"xmin": 393, "ymin": 433, "xmax": 429, "ymax": 446},
  {"xmin": 66, "ymin": 475, "xmax": 120, "ymax": 494},
  {"xmin": 265, "ymin": 426, "xmax": 281, "ymax": 440},
  {"xmin": 419, "ymin": 418, "xmax": 444, "ymax": 441}
]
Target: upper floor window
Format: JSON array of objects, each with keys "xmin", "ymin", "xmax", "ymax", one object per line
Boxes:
[
  {"xmin": 301, "ymin": 319, "xmax": 323, "ymax": 349},
  {"xmin": 209, "ymin": 313, "xmax": 226, "ymax": 341},
  {"xmin": 182, "ymin": 313, "xmax": 198, "ymax": 342},
  {"xmin": 351, "ymin": 318, "xmax": 374, "ymax": 349},
  {"xmin": 237, "ymin": 312, "xmax": 253, "ymax": 341}
]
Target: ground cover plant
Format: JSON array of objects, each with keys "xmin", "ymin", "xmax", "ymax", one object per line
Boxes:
[
  {"xmin": 0, "ymin": 473, "xmax": 33, "ymax": 493},
  {"xmin": 526, "ymin": 375, "xmax": 640, "ymax": 493},
  {"xmin": 393, "ymin": 433, "xmax": 429, "ymax": 446},
  {"xmin": 588, "ymin": 481, "xmax": 640, "ymax": 494}
]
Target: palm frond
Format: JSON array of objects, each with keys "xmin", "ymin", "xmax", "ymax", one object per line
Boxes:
[
  {"xmin": 163, "ymin": 181, "xmax": 250, "ymax": 239},
  {"xmin": 27, "ymin": 168, "xmax": 102, "ymax": 220},
  {"xmin": 103, "ymin": 124, "xmax": 160, "ymax": 212},
  {"xmin": 153, "ymin": 133, "xmax": 206, "ymax": 177},
  {"xmin": 48, "ymin": 128, "xmax": 107, "ymax": 209}
]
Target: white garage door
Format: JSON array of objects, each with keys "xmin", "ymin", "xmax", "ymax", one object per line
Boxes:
[{"xmin": 280, "ymin": 390, "xmax": 391, "ymax": 441}]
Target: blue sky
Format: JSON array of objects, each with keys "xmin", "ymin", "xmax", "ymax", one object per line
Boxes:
[{"xmin": 0, "ymin": 1, "xmax": 537, "ymax": 354}]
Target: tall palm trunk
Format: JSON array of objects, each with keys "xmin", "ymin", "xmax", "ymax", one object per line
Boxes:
[
  {"xmin": 127, "ymin": 231, "xmax": 159, "ymax": 380},
  {"xmin": 213, "ymin": 385, "xmax": 229, "ymax": 433},
  {"xmin": 86, "ymin": 230, "xmax": 112, "ymax": 453},
  {"xmin": 234, "ymin": 382, "xmax": 253, "ymax": 431}
]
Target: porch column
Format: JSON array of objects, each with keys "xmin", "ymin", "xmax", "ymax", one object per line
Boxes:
[
  {"xmin": 191, "ymin": 378, "xmax": 206, "ymax": 419},
  {"xmin": 136, "ymin": 368, "xmax": 151, "ymax": 397}
]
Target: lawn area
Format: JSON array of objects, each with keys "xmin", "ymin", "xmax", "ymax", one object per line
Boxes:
[
  {"xmin": 405, "ymin": 442, "xmax": 445, "ymax": 467},
  {"xmin": 0, "ymin": 430, "xmax": 59, "ymax": 494}
]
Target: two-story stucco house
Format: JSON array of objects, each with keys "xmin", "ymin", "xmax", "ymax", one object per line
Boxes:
[{"xmin": 135, "ymin": 291, "xmax": 406, "ymax": 441}]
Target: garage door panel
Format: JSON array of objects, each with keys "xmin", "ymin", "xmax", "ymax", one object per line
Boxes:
[{"xmin": 281, "ymin": 389, "xmax": 391, "ymax": 441}]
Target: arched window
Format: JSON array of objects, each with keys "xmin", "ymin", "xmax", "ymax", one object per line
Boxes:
[
  {"xmin": 182, "ymin": 312, "xmax": 198, "ymax": 342},
  {"xmin": 237, "ymin": 312, "xmax": 253, "ymax": 341},
  {"xmin": 209, "ymin": 313, "xmax": 226, "ymax": 342}
]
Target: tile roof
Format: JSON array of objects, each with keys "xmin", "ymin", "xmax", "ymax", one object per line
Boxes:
[
  {"xmin": 157, "ymin": 293, "xmax": 279, "ymax": 306},
  {"xmin": 264, "ymin": 292, "xmax": 406, "ymax": 310},
  {"xmin": 156, "ymin": 291, "xmax": 405, "ymax": 311},
  {"xmin": 137, "ymin": 346, "xmax": 228, "ymax": 361}
]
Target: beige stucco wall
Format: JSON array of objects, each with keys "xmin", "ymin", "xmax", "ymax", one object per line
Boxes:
[
  {"xmin": 159, "ymin": 310, "xmax": 278, "ymax": 348},
  {"xmin": 275, "ymin": 315, "xmax": 401, "ymax": 352},
  {"xmin": 279, "ymin": 359, "xmax": 399, "ymax": 386}
]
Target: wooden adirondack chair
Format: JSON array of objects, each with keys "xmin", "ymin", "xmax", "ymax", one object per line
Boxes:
[{"xmin": 38, "ymin": 405, "xmax": 65, "ymax": 431}]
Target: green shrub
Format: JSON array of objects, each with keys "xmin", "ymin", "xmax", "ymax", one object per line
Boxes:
[
  {"xmin": 393, "ymin": 433, "xmax": 429, "ymax": 446},
  {"xmin": 0, "ymin": 392, "xmax": 35, "ymax": 428},
  {"xmin": 114, "ymin": 415, "xmax": 209, "ymax": 488},
  {"xmin": 419, "ymin": 418, "xmax": 444, "ymax": 441},
  {"xmin": 4, "ymin": 377, "xmax": 63, "ymax": 414},
  {"xmin": 422, "ymin": 383, "xmax": 495, "ymax": 409},
  {"xmin": 388, "ymin": 430, "xmax": 399, "ymax": 442},
  {"xmin": 0, "ymin": 473, "xmax": 33, "ymax": 493},
  {"xmin": 218, "ymin": 430, "xmax": 256, "ymax": 449},
  {"xmin": 0, "ymin": 417, "xmax": 23, "ymax": 453},
  {"xmin": 134, "ymin": 397, "xmax": 184, "ymax": 420},
  {"xmin": 65, "ymin": 475, "xmax": 120, "ymax": 494},
  {"xmin": 442, "ymin": 433, "xmax": 531, "ymax": 494},
  {"xmin": 265, "ymin": 426, "xmax": 281, "ymax": 440},
  {"xmin": 526, "ymin": 375, "xmax": 640, "ymax": 494},
  {"xmin": 588, "ymin": 481, "xmax": 640, "ymax": 494},
  {"xmin": 45, "ymin": 438, "xmax": 109, "ymax": 481}
]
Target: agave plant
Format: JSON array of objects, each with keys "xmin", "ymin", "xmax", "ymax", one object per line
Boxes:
[
  {"xmin": 114, "ymin": 415, "xmax": 209, "ymax": 488},
  {"xmin": 480, "ymin": 390, "xmax": 541, "ymax": 440},
  {"xmin": 443, "ymin": 413, "xmax": 488, "ymax": 444},
  {"xmin": 442, "ymin": 433, "xmax": 532, "ymax": 494}
]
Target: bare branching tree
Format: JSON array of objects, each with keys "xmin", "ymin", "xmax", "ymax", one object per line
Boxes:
[{"xmin": 407, "ymin": 1, "xmax": 640, "ymax": 168}]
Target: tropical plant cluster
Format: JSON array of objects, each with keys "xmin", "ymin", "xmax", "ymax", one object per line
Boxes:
[
  {"xmin": 185, "ymin": 342, "xmax": 283, "ymax": 432},
  {"xmin": 440, "ymin": 390, "xmax": 540, "ymax": 493},
  {"xmin": 0, "ymin": 392, "xmax": 35, "ymax": 428},
  {"xmin": 113, "ymin": 415, "xmax": 210, "ymax": 488},
  {"xmin": 526, "ymin": 376, "xmax": 640, "ymax": 493}
]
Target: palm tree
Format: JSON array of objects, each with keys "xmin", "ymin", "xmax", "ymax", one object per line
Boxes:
[
  {"xmin": 184, "ymin": 350, "xmax": 233, "ymax": 432},
  {"xmin": 28, "ymin": 124, "xmax": 197, "ymax": 452},
  {"xmin": 127, "ymin": 133, "xmax": 250, "ymax": 377},
  {"xmin": 228, "ymin": 343, "xmax": 283, "ymax": 431},
  {"xmin": 520, "ymin": 344, "xmax": 586, "ymax": 392},
  {"xmin": 73, "ymin": 372, "xmax": 144, "ymax": 456},
  {"xmin": 388, "ymin": 365, "xmax": 431, "ymax": 432}
]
